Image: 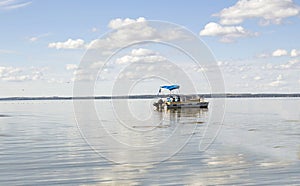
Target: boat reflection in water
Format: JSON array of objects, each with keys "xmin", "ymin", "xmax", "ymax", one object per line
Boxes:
[{"xmin": 155, "ymin": 107, "xmax": 209, "ymax": 126}]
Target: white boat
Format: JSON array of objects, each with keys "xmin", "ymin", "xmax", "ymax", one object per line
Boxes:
[{"xmin": 153, "ymin": 85, "xmax": 209, "ymax": 110}]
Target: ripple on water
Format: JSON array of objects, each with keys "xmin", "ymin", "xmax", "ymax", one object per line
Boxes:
[
  {"xmin": 0, "ymin": 114, "xmax": 10, "ymax": 117},
  {"xmin": 0, "ymin": 134, "xmax": 12, "ymax": 137},
  {"xmin": 0, "ymin": 99, "xmax": 300, "ymax": 185}
]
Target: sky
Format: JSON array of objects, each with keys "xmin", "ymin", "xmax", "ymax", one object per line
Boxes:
[{"xmin": 1, "ymin": 0, "xmax": 300, "ymax": 97}]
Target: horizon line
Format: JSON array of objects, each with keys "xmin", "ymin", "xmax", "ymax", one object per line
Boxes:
[{"xmin": 1, "ymin": 93, "xmax": 300, "ymax": 101}]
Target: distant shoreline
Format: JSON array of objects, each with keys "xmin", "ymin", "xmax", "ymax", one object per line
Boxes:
[{"xmin": 1, "ymin": 93, "xmax": 300, "ymax": 101}]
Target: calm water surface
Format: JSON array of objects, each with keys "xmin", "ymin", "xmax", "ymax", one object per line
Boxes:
[{"xmin": 0, "ymin": 98, "xmax": 299, "ymax": 185}]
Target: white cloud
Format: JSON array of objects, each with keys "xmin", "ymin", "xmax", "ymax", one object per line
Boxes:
[
  {"xmin": 131, "ymin": 48, "xmax": 156, "ymax": 56},
  {"xmin": 262, "ymin": 63, "xmax": 273, "ymax": 70},
  {"xmin": 48, "ymin": 39, "xmax": 85, "ymax": 49},
  {"xmin": 217, "ymin": 61, "xmax": 229, "ymax": 66},
  {"xmin": 72, "ymin": 68, "xmax": 96, "ymax": 81},
  {"xmin": 280, "ymin": 59, "xmax": 299, "ymax": 69},
  {"xmin": 254, "ymin": 76, "xmax": 261, "ymax": 80},
  {"xmin": 0, "ymin": 0, "xmax": 32, "ymax": 10},
  {"xmin": 259, "ymin": 49, "xmax": 300, "ymax": 58},
  {"xmin": 241, "ymin": 75, "xmax": 248, "ymax": 79},
  {"xmin": 115, "ymin": 48, "xmax": 166, "ymax": 64},
  {"xmin": 272, "ymin": 49, "xmax": 288, "ymax": 57},
  {"xmin": 91, "ymin": 27, "xmax": 98, "ymax": 32},
  {"xmin": 50, "ymin": 17, "xmax": 186, "ymax": 52},
  {"xmin": 195, "ymin": 66, "xmax": 208, "ymax": 72},
  {"xmin": 0, "ymin": 66, "xmax": 21, "ymax": 76},
  {"xmin": 70, "ymin": 60, "xmax": 110, "ymax": 82},
  {"xmin": 0, "ymin": 0, "xmax": 13, "ymax": 6},
  {"xmin": 199, "ymin": 22, "xmax": 257, "ymax": 42},
  {"xmin": 65, "ymin": 64, "xmax": 78, "ymax": 71},
  {"xmin": 276, "ymin": 74, "xmax": 283, "ymax": 81},
  {"xmin": 269, "ymin": 74, "xmax": 285, "ymax": 87},
  {"xmin": 87, "ymin": 17, "xmax": 186, "ymax": 51},
  {"xmin": 108, "ymin": 17, "xmax": 146, "ymax": 29},
  {"xmin": 260, "ymin": 58, "xmax": 299, "ymax": 69},
  {"xmin": 215, "ymin": 0, "xmax": 300, "ymax": 25},
  {"xmin": 29, "ymin": 37, "xmax": 38, "ymax": 42},
  {"xmin": 187, "ymin": 58, "xmax": 300, "ymax": 92},
  {"xmin": 87, "ymin": 18, "xmax": 156, "ymax": 50},
  {"xmin": 47, "ymin": 78, "xmax": 63, "ymax": 84},
  {"xmin": 0, "ymin": 66, "xmax": 44, "ymax": 82},
  {"xmin": 2, "ymin": 75, "xmax": 30, "ymax": 81},
  {"xmin": 291, "ymin": 49, "xmax": 300, "ymax": 57},
  {"xmin": 89, "ymin": 61, "xmax": 105, "ymax": 69},
  {"xmin": 257, "ymin": 53, "xmax": 270, "ymax": 58},
  {"xmin": 28, "ymin": 33, "xmax": 50, "ymax": 42}
]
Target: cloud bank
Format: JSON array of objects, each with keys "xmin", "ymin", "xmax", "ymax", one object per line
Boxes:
[
  {"xmin": 200, "ymin": 22, "xmax": 257, "ymax": 42},
  {"xmin": 48, "ymin": 39, "xmax": 85, "ymax": 49},
  {"xmin": 215, "ymin": 0, "xmax": 300, "ymax": 25},
  {"xmin": 0, "ymin": 0, "xmax": 32, "ymax": 10}
]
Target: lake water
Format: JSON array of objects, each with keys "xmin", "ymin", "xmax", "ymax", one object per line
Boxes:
[{"xmin": 0, "ymin": 98, "xmax": 299, "ymax": 185}]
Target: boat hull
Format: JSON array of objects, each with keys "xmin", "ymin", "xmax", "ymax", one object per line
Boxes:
[{"xmin": 166, "ymin": 102, "xmax": 209, "ymax": 109}]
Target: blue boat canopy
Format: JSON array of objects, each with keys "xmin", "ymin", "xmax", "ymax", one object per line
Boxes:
[{"xmin": 160, "ymin": 85, "xmax": 180, "ymax": 91}]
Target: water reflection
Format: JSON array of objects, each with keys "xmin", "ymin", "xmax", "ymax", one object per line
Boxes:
[
  {"xmin": 0, "ymin": 114, "xmax": 10, "ymax": 117},
  {"xmin": 86, "ymin": 101, "xmax": 212, "ymax": 165},
  {"xmin": 1, "ymin": 99, "xmax": 300, "ymax": 185},
  {"xmin": 164, "ymin": 108, "xmax": 208, "ymax": 124}
]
